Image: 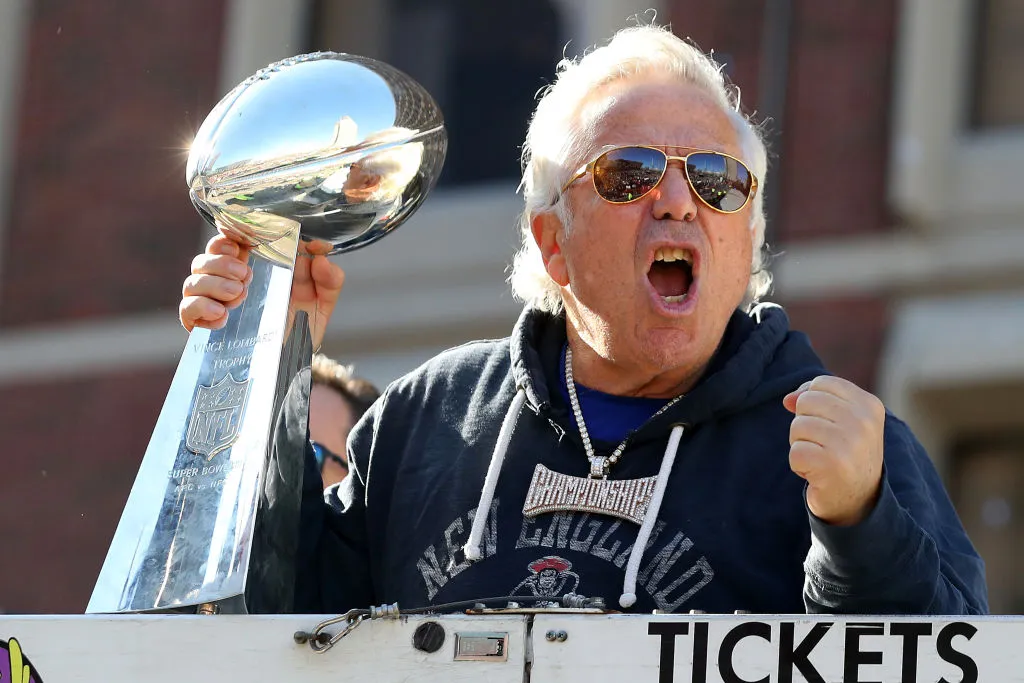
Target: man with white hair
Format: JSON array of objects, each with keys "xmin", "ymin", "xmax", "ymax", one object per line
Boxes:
[{"xmin": 180, "ymin": 25, "xmax": 987, "ymax": 614}]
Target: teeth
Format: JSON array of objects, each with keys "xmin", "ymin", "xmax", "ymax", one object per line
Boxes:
[
  {"xmin": 654, "ymin": 247, "xmax": 694, "ymax": 264},
  {"xmin": 662, "ymin": 294, "xmax": 688, "ymax": 303}
]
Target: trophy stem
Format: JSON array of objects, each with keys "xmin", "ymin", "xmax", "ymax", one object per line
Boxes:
[{"xmin": 88, "ymin": 229, "xmax": 312, "ymax": 615}]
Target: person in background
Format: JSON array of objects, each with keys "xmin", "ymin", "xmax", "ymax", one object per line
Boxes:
[{"xmin": 309, "ymin": 354, "xmax": 380, "ymax": 489}]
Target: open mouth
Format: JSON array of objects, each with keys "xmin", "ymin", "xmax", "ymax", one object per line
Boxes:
[{"xmin": 647, "ymin": 247, "xmax": 694, "ymax": 304}]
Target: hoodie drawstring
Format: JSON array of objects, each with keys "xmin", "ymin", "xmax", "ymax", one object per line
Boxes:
[
  {"xmin": 464, "ymin": 387, "xmax": 686, "ymax": 612},
  {"xmin": 619, "ymin": 423, "xmax": 685, "ymax": 608},
  {"xmin": 463, "ymin": 387, "xmax": 528, "ymax": 562}
]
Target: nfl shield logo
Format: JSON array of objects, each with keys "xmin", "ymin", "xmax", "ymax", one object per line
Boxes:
[{"xmin": 186, "ymin": 374, "xmax": 251, "ymax": 459}]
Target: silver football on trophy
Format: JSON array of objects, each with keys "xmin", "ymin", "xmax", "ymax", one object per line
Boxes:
[{"xmin": 186, "ymin": 52, "xmax": 446, "ymax": 254}]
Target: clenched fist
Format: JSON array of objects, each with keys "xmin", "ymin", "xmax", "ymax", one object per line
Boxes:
[
  {"xmin": 783, "ymin": 375, "xmax": 885, "ymax": 527},
  {"xmin": 179, "ymin": 230, "xmax": 345, "ymax": 350}
]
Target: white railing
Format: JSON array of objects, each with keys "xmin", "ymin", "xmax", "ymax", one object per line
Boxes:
[{"xmin": 0, "ymin": 611, "xmax": 1016, "ymax": 682}]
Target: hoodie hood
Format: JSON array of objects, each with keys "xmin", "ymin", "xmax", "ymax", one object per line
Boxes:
[
  {"xmin": 509, "ymin": 303, "xmax": 827, "ymax": 442},
  {"xmin": 469, "ymin": 302, "xmax": 828, "ymax": 608},
  {"xmin": 299, "ymin": 293, "xmax": 985, "ymax": 617}
]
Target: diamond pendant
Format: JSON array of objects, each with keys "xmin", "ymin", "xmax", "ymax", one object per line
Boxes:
[{"xmin": 522, "ymin": 464, "xmax": 657, "ymax": 525}]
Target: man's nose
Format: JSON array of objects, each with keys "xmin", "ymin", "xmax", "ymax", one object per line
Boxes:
[{"xmin": 650, "ymin": 162, "xmax": 698, "ymax": 222}]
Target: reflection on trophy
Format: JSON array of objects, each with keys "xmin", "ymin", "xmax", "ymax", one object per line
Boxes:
[{"xmin": 86, "ymin": 53, "xmax": 446, "ymax": 614}]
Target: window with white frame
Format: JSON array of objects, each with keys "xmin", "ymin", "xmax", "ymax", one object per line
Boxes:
[
  {"xmin": 970, "ymin": 0, "xmax": 1024, "ymax": 129},
  {"xmin": 889, "ymin": 0, "xmax": 1024, "ymax": 224}
]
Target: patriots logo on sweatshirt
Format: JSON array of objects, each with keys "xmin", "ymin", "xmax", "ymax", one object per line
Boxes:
[{"xmin": 512, "ymin": 555, "xmax": 581, "ymax": 598}]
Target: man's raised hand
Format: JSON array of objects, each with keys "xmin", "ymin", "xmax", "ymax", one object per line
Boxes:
[
  {"xmin": 179, "ymin": 231, "xmax": 345, "ymax": 350},
  {"xmin": 783, "ymin": 375, "xmax": 886, "ymax": 527}
]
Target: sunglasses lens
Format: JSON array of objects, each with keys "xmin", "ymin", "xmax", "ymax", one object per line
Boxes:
[
  {"xmin": 687, "ymin": 153, "xmax": 753, "ymax": 212},
  {"xmin": 593, "ymin": 147, "xmax": 667, "ymax": 203},
  {"xmin": 312, "ymin": 441, "xmax": 348, "ymax": 472}
]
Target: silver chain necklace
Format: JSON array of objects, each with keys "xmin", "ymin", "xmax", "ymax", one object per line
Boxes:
[
  {"xmin": 564, "ymin": 344, "xmax": 684, "ymax": 479},
  {"xmin": 521, "ymin": 344, "xmax": 685, "ymax": 525}
]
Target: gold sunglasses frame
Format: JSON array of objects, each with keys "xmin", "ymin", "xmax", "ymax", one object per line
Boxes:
[{"xmin": 560, "ymin": 144, "xmax": 759, "ymax": 214}]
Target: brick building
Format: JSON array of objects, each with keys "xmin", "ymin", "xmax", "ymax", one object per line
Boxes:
[{"xmin": 0, "ymin": 0, "xmax": 1021, "ymax": 614}]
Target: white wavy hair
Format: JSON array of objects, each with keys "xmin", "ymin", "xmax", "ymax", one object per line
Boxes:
[{"xmin": 510, "ymin": 24, "xmax": 772, "ymax": 314}]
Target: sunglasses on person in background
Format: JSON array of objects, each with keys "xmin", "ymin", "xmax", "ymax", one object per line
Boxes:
[
  {"xmin": 312, "ymin": 441, "xmax": 348, "ymax": 473},
  {"xmin": 560, "ymin": 145, "xmax": 759, "ymax": 213}
]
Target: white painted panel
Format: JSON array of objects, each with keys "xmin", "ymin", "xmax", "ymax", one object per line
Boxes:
[
  {"xmin": 954, "ymin": 133, "xmax": 1024, "ymax": 217},
  {"xmin": 533, "ymin": 614, "xmax": 1024, "ymax": 683},
  {"xmin": 879, "ymin": 291, "xmax": 1024, "ymax": 411},
  {"xmin": 0, "ymin": 614, "xmax": 527, "ymax": 682},
  {"xmin": 2, "ymin": 614, "xmax": 1022, "ymax": 682}
]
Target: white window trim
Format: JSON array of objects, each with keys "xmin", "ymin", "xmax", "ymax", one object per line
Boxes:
[
  {"xmin": 772, "ymin": 222, "xmax": 1024, "ymax": 301},
  {"xmin": 878, "ymin": 291, "xmax": 1024, "ymax": 478},
  {"xmin": 554, "ymin": 0, "xmax": 667, "ymax": 52},
  {"xmin": 219, "ymin": 0, "xmax": 312, "ymax": 93},
  {"xmin": 0, "ymin": 0, "xmax": 30, "ymax": 318},
  {"xmin": 890, "ymin": 0, "xmax": 1024, "ymax": 227}
]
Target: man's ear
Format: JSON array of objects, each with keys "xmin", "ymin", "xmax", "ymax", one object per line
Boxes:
[{"xmin": 531, "ymin": 211, "xmax": 569, "ymax": 286}]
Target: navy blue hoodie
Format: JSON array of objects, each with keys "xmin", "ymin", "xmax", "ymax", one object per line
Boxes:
[{"xmin": 295, "ymin": 305, "xmax": 988, "ymax": 615}]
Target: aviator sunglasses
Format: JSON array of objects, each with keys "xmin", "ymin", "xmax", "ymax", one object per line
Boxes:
[{"xmin": 561, "ymin": 145, "xmax": 758, "ymax": 213}]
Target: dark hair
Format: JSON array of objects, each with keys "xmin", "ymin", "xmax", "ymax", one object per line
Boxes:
[{"xmin": 310, "ymin": 353, "xmax": 381, "ymax": 420}]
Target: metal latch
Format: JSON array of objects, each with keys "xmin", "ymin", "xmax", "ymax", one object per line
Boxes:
[{"xmin": 453, "ymin": 632, "xmax": 509, "ymax": 661}]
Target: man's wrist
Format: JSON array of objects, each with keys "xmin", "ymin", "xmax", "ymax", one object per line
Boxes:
[{"xmin": 809, "ymin": 480, "xmax": 883, "ymax": 527}]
